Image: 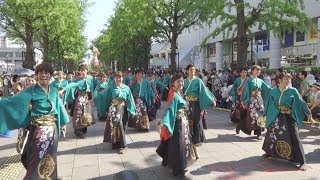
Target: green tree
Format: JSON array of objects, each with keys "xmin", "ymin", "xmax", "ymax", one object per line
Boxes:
[
  {"xmin": 0, "ymin": 0, "xmax": 87, "ymax": 70},
  {"xmin": 36, "ymin": 0, "xmax": 87, "ymax": 63},
  {"xmin": 0, "ymin": 0, "xmax": 47, "ymax": 69},
  {"xmin": 151, "ymin": 0, "xmax": 213, "ymax": 71},
  {"xmin": 94, "ymin": 0, "xmax": 157, "ymax": 71},
  {"xmin": 202, "ymin": 0, "xmax": 312, "ymax": 68}
]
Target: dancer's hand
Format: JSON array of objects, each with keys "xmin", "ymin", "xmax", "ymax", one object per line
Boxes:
[
  {"xmin": 61, "ymin": 125, "xmax": 67, "ymax": 137},
  {"xmin": 58, "ymin": 90, "xmax": 64, "ymax": 95},
  {"xmin": 211, "ymin": 103, "xmax": 216, "ymax": 110}
]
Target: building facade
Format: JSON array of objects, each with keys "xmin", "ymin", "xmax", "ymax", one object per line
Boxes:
[
  {"xmin": 150, "ymin": 0, "xmax": 320, "ymax": 71},
  {"xmin": 0, "ymin": 36, "xmax": 43, "ymax": 74}
]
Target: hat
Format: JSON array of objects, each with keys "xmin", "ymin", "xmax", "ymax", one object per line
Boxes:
[
  {"xmin": 305, "ymin": 67, "xmax": 312, "ymax": 72},
  {"xmin": 310, "ymin": 83, "xmax": 320, "ymax": 89}
]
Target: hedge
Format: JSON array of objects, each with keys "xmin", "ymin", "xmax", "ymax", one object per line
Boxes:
[{"xmin": 265, "ymin": 66, "xmax": 320, "ymax": 74}]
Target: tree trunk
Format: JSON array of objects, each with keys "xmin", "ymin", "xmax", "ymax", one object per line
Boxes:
[
  {"xmin": 170, "ymin": 33, "xmax": 177, "ymax": 71},
  {"xmin": 42, "ymin": 24, "xmax": 49, "ymax": 63},
  {"xmin": 22, "ymin": 18, "xmax": 36, "ymax": 70},
  {"xmin": 235, "ymin": 0, "xmax": 248, "ymax": 68},
  {"xmin": 122, "ymin": 52, "xmax": 127, "ymax": 71},
  {"xmin": 143, "ymin": 37, "xmax": 150, "ymax": 70},
  {"xmin": 132, "ymin": 42, "xmax": 137, "ymax": 69},
  {"xmin": 57, "ymin": 42, "xmax": 63, "ymax": 71}
]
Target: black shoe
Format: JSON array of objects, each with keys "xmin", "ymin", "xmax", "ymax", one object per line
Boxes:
[
  {"xmin": 262, "ymin": 154, "xmax": 270, "ymax": 159},
  {"xmin": 161, "ymin": 159, "xmax": 168, "ymax": 166},
  {"xmin": 76, "ymin": 134, "xmax": 85, "ymax": 139},
  {"xmin": 257, "ymin": 135, "xmax": 263, "ymax": 140},
  {"xmin": 236, "ymin": 127, "xmax": 240, "ymax": 134},
  {"xmin": 172, "ymin": 170, "xmax": 179, "ymax": 176}
]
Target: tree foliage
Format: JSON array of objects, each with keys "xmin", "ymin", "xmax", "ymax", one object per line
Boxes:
[
  {"xmin": 202, "ymin": 0, "xmax": 312, "ymax": 68},
  {"xmin": 0, "ymin": 0, "xmax": 87, "ymax": 71},
  {"xmin": 151, "ymin": 0, "xmax": 214, "ymax": 71},
  {"xmin": 94, "ymin": 0, "xmax": 157, "ymax": 71}
]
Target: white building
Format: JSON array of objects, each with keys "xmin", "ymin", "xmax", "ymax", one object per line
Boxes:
[
  {"xmin": 0, "ymin": 36, "xmax": 43, "ymax": 74},
  {"xmin": 151, "ymin": 0, "xmax": 320, "ymax": 71}
]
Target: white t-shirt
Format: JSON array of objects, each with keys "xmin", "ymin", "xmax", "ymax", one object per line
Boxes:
[
  {"xmin": 310, "ymin": 91, "xmax": 320, "ymax": 105},
  {"xmin": 264, "ymin": 76, "xmax": 271, "ymax": 86},
  {"xmin": 221, "ymin": 85, "xmax": 233, "ymax": 98},
  {"xmin": 4, "ymin": 78, "xmax": 8, "ymax": 86},
  {"xmin": 202, "ymin": 76, "xmax": 208, "ymax": 86},
  {"xmin": 307, "ymin": 73, "xmax": 315, "ymax": 81}
]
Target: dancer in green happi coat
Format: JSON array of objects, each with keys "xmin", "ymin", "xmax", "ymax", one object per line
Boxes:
[
  {"xmin": 128, "ymin": 69, "xmax": 155, "ymax": 131},
  {"xmin": 241, "ymin": 65, "xmax": 270, "ymax": 140},
  {"xmin": 262, "ymin": 72, "xmax": 311, "ymax": 171},
  {"xmin": 183, "ymin": 64, "xmax": 215, "ymax": 160},
  {"xmin": 0, "ymin": 63, "xmax": 69, "ymax": 179}
]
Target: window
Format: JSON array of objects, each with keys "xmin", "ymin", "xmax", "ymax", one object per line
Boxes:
[
  {"xmin": 209, "ymin": 47, "xmax": 216, "ymax": 55},
  {"xmin": 16, "ymin": 52, "xmax": 22, "ymax": 57},
  {"xmin": 295, "ymin": 31, "xmax": 305, "ymax": 42},
  {"xmin": 207, "ymin": 45, "xmax": 216, "ymax": 57},
  {"xmin": 0, "ymin": 52, "xmax": 6, "ymax": 57}
]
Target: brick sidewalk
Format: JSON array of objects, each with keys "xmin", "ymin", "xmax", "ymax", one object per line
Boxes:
[{"xmin": 1, "ymin": 104, "xmax": 320, "ymax": 180}]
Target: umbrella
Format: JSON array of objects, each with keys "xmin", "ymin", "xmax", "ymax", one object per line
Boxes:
[{"xmin": 13, "ymin": 68, "xmax": 35, "ymax": 76}]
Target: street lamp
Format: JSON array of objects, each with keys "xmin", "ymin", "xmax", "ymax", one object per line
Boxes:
[
  {"xmin": 5, "ymin": 52, "xmax": 9, "ymax": 73},
  {"xmin": 177, "ymin": 52, "xmax": 180, "ymax": 69}
]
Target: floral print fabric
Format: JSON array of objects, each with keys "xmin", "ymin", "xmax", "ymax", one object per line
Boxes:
[
  {"xmin": 263, "ymin": 114, "xmax": 294, "ymax": 160},
  {"xmin": 104, "ymin": 103, "xmax": 123, "ymax": 144},
  {"xmin": 247, "ymin": 95, "xmax": 264, "ymax": 131},
  {"xmin": 134, "ymin": 97, "xmax": 150, "ymax": 130},
  {"xmin": 73, "ymin": 94, "xmax": 93, "ymax": 129}
]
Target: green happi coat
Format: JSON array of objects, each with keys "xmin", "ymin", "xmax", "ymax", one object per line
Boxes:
[
  {"xmin": 51, "ymin": 79, "xmax": 69, "ymax": 91},
  {"xmin": 63, "ymin": 75, "xmax": 95, "ymax": 104},
  {"xmin": 155, "ymin": 79, "xmax": 167, "ymax": 94},
  {"xmin": 99, "ymin": 84, "xmax": 136, "ymax": 116},
  {"xmin": 124, "ymin": 75, "xmax": 134, "ymax": 85},
  {"xmin": 93, "ymin": 77, "xmax": 100, "ymax": 89},
  {"xmin": 0, "ymin": 84, "xmax": 69, "ymax": 136},
  {"xmin": 93, "ymin": 81, "xmax": 109, "ymax": 117},
  {"xmin": 242, "ymin": 77, "xmax": 270, "ymax": 106},
  {"xmin": 162, "ymin": 91, "xmax": 186, "ymax": 134},
  {"xmin": 93, "ymin": 81, "xmax": 109, "ymax": 96},
  {"xmin": 108, "ymin": 76, "xmax": 115, "ymax": 86},
  {"xmin": 183, "ymin": 77, "xmax": 215, "ymax": 111},
  {"xmin": 129, "ymin": 79, "xmax": 155, "ymax": 108},
  {"xmin": 229, "ymin": 77, "xmax": 247, "ymax": 101},
  {"xmin": 264, "ymin": 87, "xmax": 311, "ymax": 128},
  {"xmin": 163, "ymin": 76, "xmax": 171, "ymax": 87}
]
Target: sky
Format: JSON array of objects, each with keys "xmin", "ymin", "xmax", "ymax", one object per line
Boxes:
[{"xmin": 84, "ymin": 0, "xmax": 116, "ymax": 45}]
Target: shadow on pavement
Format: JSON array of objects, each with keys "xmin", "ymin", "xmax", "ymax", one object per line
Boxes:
[
  {"xmin": 127, "ymin": 140, "xmax": 159, "ymax": 149},
  {"xmin": 298, "ymin": 128, "xmax": 320, "ymax": 145},
  {"xmin": 0, "ymin": 142, "xmax": 16, "ymax": 151},
  {"xmin": 305, "ymin": 148, "xmax": 320, "ymax": 164},
  {"xmin": 205, "ymin": 134, "xmax": 259, "ymax": 144},
  {"xmin": 190, "ymin": 156, "xmax": 298, "ymax": 179}
]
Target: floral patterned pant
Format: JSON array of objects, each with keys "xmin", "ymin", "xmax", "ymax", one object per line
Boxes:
[{"xmin": 21, "ymin": 123, "xmax": 58, "ymax": 180}]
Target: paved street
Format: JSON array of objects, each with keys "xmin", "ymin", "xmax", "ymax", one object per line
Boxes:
[{"xmin": 0, "ymin": 103, "xmax": 320, "ymax": 180}]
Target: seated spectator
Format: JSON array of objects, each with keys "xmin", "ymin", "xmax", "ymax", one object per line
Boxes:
[
  {"xmin": 298, "ymin": 71, "xmax": 310, "ymax": 102},
  {"xmin": 219, "ymin": 80, "xmax": 233, "ymax": 109},
  {"xmin": 305, "ymin": 67, "xmax": 315, "ymax": 81},
  {"xmin": 213, "ymin": 75, "xmax": 222, "ymax": 92},
  {"xmin": 308, "ymin": 83, "xmax": 320, "ymax": 119}
]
